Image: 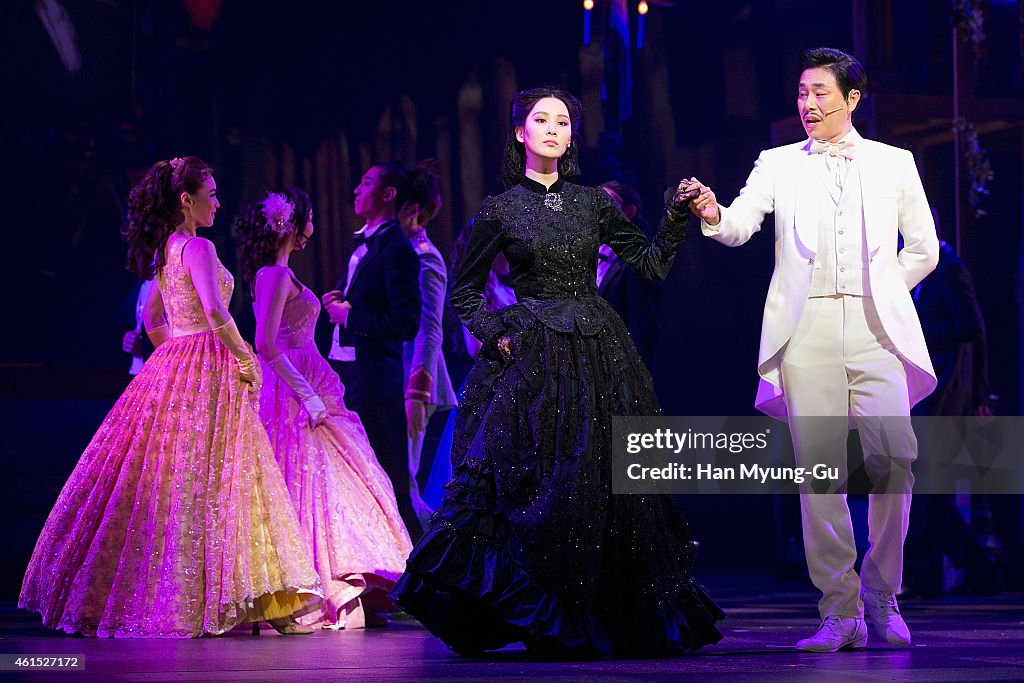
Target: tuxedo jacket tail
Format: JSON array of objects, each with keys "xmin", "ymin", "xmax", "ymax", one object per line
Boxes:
[{"xmin": 703, "ymin": 135, "xmax": 939, "ymax": 418}]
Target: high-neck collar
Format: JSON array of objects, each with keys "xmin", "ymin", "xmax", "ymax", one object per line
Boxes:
[{"xmin": 520, "ymin": 176, "xmax": 565, "ymax": 194}]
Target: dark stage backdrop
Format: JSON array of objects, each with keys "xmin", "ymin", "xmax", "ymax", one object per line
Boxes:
[{"xmin": 1, "ymin": 1, "xmax": 1022, "ymax": 596}]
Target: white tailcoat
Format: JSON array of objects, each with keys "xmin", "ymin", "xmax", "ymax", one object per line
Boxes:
[{"xmin": 703, "ymin": 134, "xmax": 939, "ymax": 417}]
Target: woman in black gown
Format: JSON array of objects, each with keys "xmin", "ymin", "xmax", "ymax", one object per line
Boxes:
[{"xmin": 390, "ymin": 87, "xmax": 723, "ymax": 659}]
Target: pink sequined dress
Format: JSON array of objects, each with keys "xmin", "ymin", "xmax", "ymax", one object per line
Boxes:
[
  {"xmin": 19, "ymin": 235, "xmax": 322, "ymax": 637},
  {"xmin": 257, "ymin": 279, "xmax": 412, "ymax": 628}
]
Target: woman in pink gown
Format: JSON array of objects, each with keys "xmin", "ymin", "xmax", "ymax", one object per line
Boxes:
[
  {"xmin": 237, "ymin": 188, "xmax": 412, "ymax": 629},
  {"xmin": 19, "ymin": 157, "xmax": 322, "ymax": 637}
]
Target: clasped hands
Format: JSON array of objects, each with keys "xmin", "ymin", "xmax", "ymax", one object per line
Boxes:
[
  {"xmin": 322, "ymin": 290, "xmax": 352, "ymax": 327},
  {"xmin": 666, "ymin": 178, "xmax": 720, "ymax": 226}
]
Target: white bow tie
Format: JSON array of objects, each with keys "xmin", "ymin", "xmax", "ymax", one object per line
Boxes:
[{"xmin": 810, "ymin": 139, "xmax": 856, "ymax": 160}]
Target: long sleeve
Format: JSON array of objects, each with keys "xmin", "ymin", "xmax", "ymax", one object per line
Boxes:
[
  {"xmin": 451, "ymin": 197, "xmax": 509, "ymax": 348},
  {"xmin": 896, "ymin": 150, "xmax": 940, "ymax": 289},
  {"xmin": 598, "ymin": 192, "xmax": 687, "ymax": 281},
  {"xmin": 407, "ymin": 248, "xmax": 447, "ymax": 401},
  {"xmin": 701, "ymin": 150, "xmax": 776, "ymax": 247}
]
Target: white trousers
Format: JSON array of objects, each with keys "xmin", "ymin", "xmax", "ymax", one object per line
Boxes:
[
  {"xmin": 780, "ymin": 295, "xmax": 916, "ymax": 618},
  {"xmin": 408, "ymin": 404, "xmax": 438, "ymax": 531}
]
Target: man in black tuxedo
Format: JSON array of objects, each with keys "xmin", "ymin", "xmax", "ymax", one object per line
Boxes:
[{"xmin": 323, "ymin": 161, "xmax": 423, "ymax": 540}]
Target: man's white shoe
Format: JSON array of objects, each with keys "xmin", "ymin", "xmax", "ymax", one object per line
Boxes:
[
  {"xmin": 862, "ymin": 588, "xmax": 912, "ymax": 646},
  {"xmin": 795, "ymin": 615, "xmax": 868, "ymax": 653}
]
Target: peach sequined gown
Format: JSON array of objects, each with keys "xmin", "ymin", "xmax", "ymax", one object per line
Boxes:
[
  {"xmin": 257, "ymin": 280, "xmax": 412, "ymax": 627},
  {"xmin": 19, "ymin": 235, "xmax": 322, "ymax": 637}
]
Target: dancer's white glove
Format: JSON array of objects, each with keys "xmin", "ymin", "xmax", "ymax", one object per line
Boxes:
[
  {"xmin": 213, "ymin": 318, "xmax": 262, "ymax": 389},
  {"xmin": 267, "ymin": 353, "xmax": 328, "ymax": 428}
]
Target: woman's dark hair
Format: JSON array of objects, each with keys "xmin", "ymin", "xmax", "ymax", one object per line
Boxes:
[
  {"xmin": 800, "ymin": 47, "xmax": 868, "ymax": 102},
  {"xmin": 404, "ymin": 159, "xmax": 443, "ymax": 226},
  {"xmin": 500, "ymin": 87, "xmax": 583, "ymax": 189},
  {"xmin": 123, "ymin": 156, "xmax": 212, "ymax": 278},
  {"xmin": 236, "ymin": 187, "xmax": 312, "ymax": 284}
]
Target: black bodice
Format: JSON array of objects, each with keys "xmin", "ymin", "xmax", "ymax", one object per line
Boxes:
[{"xmin": 451, "ymin": 177, "xmax": 687, "ymax": 341}]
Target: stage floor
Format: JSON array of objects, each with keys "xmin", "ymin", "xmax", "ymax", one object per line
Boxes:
[{"xmin": 1, "ymin": 577, "xmax": 1021, "ymax": 681}]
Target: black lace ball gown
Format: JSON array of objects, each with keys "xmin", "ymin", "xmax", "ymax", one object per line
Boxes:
[{"xmin": 390, "ymin": 176, "xmax": 723, "ymax": 659}]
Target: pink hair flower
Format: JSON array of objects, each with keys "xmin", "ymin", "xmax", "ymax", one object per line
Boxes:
[{"xmin": 262, "ymin": 192, "xmax": 295, "ymax": 234}]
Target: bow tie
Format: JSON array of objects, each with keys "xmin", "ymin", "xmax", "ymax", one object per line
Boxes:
[
  {"xmin": 810, "ymin": 139, "xmax": 856, "ymax": 160},
  {"xmin": 352, "ymin": 232, "xmax": 374, "ymax": 248}
]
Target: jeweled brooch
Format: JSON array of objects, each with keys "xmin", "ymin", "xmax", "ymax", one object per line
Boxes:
[{"xmin": 544, "ymin": 192, "xmax": 564, "ymax": 212}]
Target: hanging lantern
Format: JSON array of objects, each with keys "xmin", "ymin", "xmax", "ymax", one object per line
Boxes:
[{"xmin": 182, "ymin": 0, "xmax": 222, "ymax": 32}]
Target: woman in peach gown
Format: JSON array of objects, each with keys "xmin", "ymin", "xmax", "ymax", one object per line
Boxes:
[
  {"xmin": 19, "ymin": 157, "xmax": 321, "ymax": 637},
  {"xmin": 237, "ymin": 188, "xmax": 412, "ymax": 629}
]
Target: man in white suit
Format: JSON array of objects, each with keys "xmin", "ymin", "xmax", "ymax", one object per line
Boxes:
[{"xmin": 687, "ymin": 48, "xmax": 938, "ymax": 652}]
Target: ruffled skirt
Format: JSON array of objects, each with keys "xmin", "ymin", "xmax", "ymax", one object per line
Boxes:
[{"xmin": 392, "ymin": 304, "xmax": 723, "ymax": 658}]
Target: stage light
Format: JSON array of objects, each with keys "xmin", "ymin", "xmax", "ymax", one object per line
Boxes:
[
  {"xmin": 637, "ymin": 1, "xmax": 648, "ymax": 48},
  {"xmin": 583, "ymin": 0, "xmax": 594, "ymax": 45}
]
